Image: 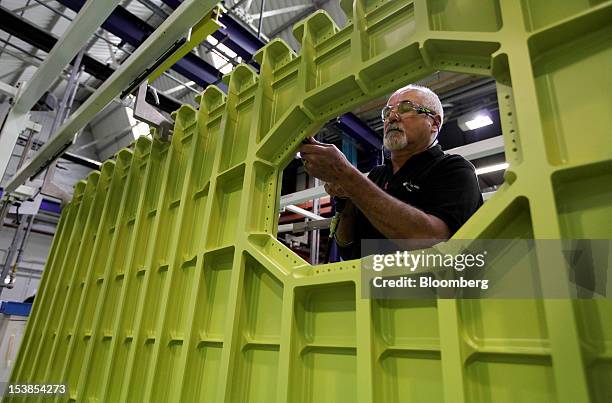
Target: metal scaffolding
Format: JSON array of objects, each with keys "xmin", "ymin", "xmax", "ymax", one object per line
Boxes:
[
  {"xmin": 0, "ymin": 0, "xmax": 123, "ymax": 183},
  {"xmin": 2, "ymin": 0, "xmax": 221, "ymax": 195}
]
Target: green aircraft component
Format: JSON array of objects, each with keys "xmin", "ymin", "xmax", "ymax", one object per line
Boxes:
[{"xmin": 7, "ymin": 0, "xmax": 612, "ymax": 402}]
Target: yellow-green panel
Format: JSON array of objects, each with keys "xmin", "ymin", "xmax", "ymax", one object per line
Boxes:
[{"xmin": 6, "ymin": 1, "xmax": 612, "ymax": 402}]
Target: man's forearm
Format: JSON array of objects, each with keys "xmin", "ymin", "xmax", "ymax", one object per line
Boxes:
[{"xmin": 339, "ymin": 166, "xmax": 450, "ymax": 240}]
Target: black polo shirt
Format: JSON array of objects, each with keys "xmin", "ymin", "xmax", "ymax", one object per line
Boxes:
[{"xmin": 339, "ymin": 145, "xmax": 483, "ymax": 260}]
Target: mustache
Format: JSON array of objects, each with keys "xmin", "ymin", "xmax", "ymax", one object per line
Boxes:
[{"xmin": 386, "ymin": 124, "xmax": 403, "ymax": 134}]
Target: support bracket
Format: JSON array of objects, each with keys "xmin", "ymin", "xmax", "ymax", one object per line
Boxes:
[
  {"xmin": 0, "ymin": 81, "xmax": 18, "ymax": 99},
  {"xmin": 134, "ymin": 82, "xmax": 174, "ymax": 141}
]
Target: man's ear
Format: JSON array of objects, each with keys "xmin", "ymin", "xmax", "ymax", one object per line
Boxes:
[{"xmin": 432, "ymin": 115, "xmax": 442, "ymax": 134}]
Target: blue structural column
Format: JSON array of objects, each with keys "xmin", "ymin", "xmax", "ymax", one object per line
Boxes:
[
  {"xmin": 336, "ymin": 113, "xmax": 382, "ymax": 170},
  {"xmin": 335, "ymin": 113, "xmax": 382, "ymax": 150},
  {"xmin": 329, "ymin": 134, "xmax": 364, "ymax": 263},
  {"xmin": 341, "ymin": 134, "xmax": 358, "ymax": 166}
]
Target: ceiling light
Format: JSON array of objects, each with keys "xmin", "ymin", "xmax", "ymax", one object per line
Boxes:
[
  {"xmin": 475, "ymin": 162, "xmax": 509, "ymax": 175},
  {"xmin": 458, "ymin": 109, "xmax": 494, "ymax": 131},
  {"xmin": 465, "ymin": 115, "xmax": 493, "ymax": 130}
]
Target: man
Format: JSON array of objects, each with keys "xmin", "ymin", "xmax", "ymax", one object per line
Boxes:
[{"xmin": 299, "ymin": 84, "xmax": 483, "ymax": 259}]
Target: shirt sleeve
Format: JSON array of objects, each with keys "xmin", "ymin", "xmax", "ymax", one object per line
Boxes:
[{"xmin": 419, "ymin": 156, "xmax": 483, "ymax": 235}]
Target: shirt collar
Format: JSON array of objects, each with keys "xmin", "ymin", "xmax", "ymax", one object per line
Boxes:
[{"xmin": 383, "ymin": 144, "xmax": 444, "ymax": 173}]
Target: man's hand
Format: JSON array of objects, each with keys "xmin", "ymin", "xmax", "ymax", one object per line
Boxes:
[
  {"xmin": 299, "ymin": 137, "xmax": 355, "ymax": 184},
  {"xmin": 324, "ymin": 182, "xmax": 349, "ymax": 199}
]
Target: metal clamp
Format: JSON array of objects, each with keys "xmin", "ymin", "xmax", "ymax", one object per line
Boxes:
[{"xmin": 134, "ymin": 82, "xmax": 174, "ymax": 141}]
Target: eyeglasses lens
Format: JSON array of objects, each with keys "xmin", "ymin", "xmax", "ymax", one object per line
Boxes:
[
  {"xmin": 382, "ymin": 101, "xmax": 418, "ymax": 121},
  {"xmin": 398, "ymin": 102, "xmax": 417, "ymax": 114}
]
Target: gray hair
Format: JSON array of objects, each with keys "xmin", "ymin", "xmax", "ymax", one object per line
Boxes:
[{"xmin": 392, "ymin": 84, "xmax": 444, "ymax": 130}]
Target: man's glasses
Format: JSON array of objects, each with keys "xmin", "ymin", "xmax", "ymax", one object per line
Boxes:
[{"xmin": 381, "ymin": 100, "xmax": 436, "ymax": 121}]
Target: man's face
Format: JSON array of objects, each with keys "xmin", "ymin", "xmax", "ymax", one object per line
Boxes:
[{"xmin": 383, "ymin": 90, "xmax": 438, "ymax": 151}]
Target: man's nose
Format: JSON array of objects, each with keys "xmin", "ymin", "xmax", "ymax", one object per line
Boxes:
[{"xmin": 388, "ymin": 108, "xmax": 401, "ymax": 123}]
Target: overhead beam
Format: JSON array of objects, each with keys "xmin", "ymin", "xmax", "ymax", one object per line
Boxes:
[
  {"xmin": 0, "ymin": 6, "xmax": 181, "ymax": 113},
  {"xmin": 0, "ymin": 45, "xmax": 117, "ymax": 99},
  {"xmin": 61, "ymin": 152, "xmax": 101, "ymax": 170},
  {"xmin": 11, "ymin": 0, "xmax": 53, "ymax": 14},
  {"xmin": 0, "ymin": 6, "xmax": 113, "ymax": 81},
  {"xmin": 247, "ymin": 4, "xmax": 312, "ymax": 20},
  {"xmin": 0, "ymin": 81, "xmax": 17, "ymax": 98},
  {"xmin": 136, "ymin": 0, "xmax": 170, "ymax": 19},
  {"xmin": 216, "ymin": 12, "xmax": 267, "ymax": 60},
  {"xmin": 56, "ymin": 0, "xmax": 224, "ymax": 88},
  {"xmin": 4, "ymin": 0, "xmax": 221, "ymax": 194},
  {"xmin": 160, "ymin": 0, "xmax": 266, "ymax": 61},
  {"xmin": 13, "ymin": 0, "xmax": 122, "ymax": 114}
]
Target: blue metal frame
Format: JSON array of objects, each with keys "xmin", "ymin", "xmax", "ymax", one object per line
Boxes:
[
  {"xmin": 341, "ymin": 134, "xmax": 359, "ymax": 166},
  {"xmin": 159, "ymin": 0, "xmax": 266, "ymax": 64},
  {"xmin": 216, "ymin": 13, "xmax": 265, "ymax": 64},
  {"xmin": 40, "ymin": 199, "xmax": 62, "ymax": 215},
  {"xmin": 56, "ymin": 0, "xmax": 224, "ymax": 89},
  {"xmin": 335, "ymin": 113, "xmax": 382, "ymax": 150},
  {"xmin": 0, "ymin": 190, "xmax": 62, "ymax": 214},
  {"xmin": 0, "ymin": 301, "xmax": 32, "ymax": 317}
]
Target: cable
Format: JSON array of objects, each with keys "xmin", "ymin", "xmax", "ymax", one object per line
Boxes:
[
  {"xmin": 14, "ymin": 202, "xmax": 21, "ymax": 225},
  {"xmin": 323, "ymin": 197, "xmax": 344, "ymax": 264}
]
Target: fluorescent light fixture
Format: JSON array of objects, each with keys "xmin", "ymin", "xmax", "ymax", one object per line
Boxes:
[
  {"xmin": 475, "ymin": 162, "xmax": 509, "ymax": 175},
  {"xmin": 458, "ymin": 109, "xmax": 494, "ymax": 131},
  {"xmin": 465, "ymin": 114, "xmax": 493, "ymax": 130}
]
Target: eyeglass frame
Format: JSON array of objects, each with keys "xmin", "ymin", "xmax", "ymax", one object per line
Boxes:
[{"xmin": 381, "ymin": 100, "xmax": 437, "ymax": 122}]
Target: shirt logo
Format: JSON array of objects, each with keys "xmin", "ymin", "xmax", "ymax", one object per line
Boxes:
[{"xmin": 402, "ymin": 181, "xmax": 420, "ymax": 192}]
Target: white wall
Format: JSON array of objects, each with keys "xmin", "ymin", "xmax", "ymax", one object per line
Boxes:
[{"xmin": 0, "ymin": 228, "xmax": 51, "ymax": 302}]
